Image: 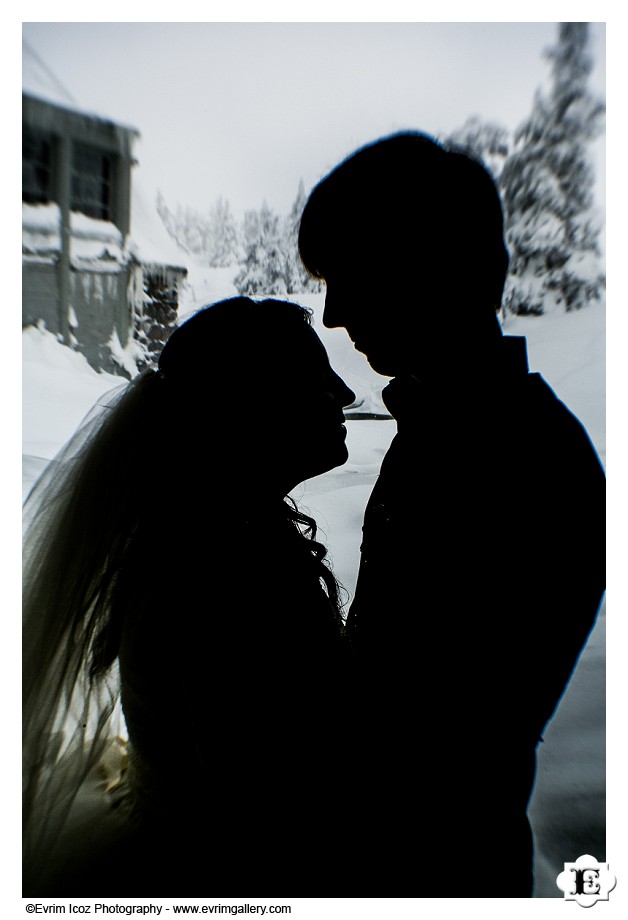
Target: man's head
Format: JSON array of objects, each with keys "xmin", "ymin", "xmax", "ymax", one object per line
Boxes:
[{"xmin": 298, "ymin": 132, "xmax": 509, "ymax": 377}]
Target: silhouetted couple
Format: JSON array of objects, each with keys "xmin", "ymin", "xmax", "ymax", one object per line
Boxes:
[{"xmin": 23, "ymin": 132, "xmax": 604, "ymax": 897}]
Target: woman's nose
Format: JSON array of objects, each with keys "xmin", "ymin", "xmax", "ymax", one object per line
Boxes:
[
  {"xmin": 335, "ymin": 376, "xmax": 356, "ymax": 408},
  {"xmin": 343, "ymin": 385, "xmax": 357, "ymax": 408}
]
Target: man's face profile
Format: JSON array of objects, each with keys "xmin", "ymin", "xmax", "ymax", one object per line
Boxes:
[
  {"xmin": 321, "ymin": 228, "xmax": 448, "ymax": 379},
  {"xmin": 323, "ymin": 274, "xmax": 418, "ymax": 379}
]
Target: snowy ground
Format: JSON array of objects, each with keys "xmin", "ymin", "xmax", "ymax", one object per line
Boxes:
[{"xmin": 22, "ymin": 267, "xmax": 606, "ymax": 898}]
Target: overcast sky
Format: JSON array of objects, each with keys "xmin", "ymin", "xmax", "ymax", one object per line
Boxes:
[{"xmin": 22, "ymin": 21, "xmax": 606, "ymax": 219}]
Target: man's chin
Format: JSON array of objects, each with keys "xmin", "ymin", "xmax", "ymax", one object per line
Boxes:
[
  {"xmin": 351, "ymin": 335, "xmax": 400, "ymax": 376},
  {"xmin": 364, "ymin": 351, "xmax": 398, "ymax": 378}
]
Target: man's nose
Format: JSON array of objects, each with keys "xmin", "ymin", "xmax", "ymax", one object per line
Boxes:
[{"xmin": 323, "ymin": 288, "xmax": 345, "ymax": 329}]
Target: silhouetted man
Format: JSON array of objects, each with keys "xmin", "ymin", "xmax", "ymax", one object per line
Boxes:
[{"xmin": 298, "ymin": 133, "xmax": 605, "ymax": 896}]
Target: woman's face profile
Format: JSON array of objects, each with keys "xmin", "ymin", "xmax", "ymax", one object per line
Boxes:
[
  {"xmin": 268, "ymin": 325, "xmax": 356, "ymax": 492},
  {"xmin": 167, "ymin": 307, "xmax": 355, "ymax": 496}
]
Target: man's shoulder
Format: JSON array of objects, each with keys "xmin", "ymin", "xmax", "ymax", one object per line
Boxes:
[
  {"xmin": 378, "ymin": 370, "xmax": 602, "ymax": 476},
  {"xmin": 516, "ymin": 373, "xmax": 599, "ymax": 453}
]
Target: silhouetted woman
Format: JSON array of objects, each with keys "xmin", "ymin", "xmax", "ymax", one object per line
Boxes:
[{"xmin": 23, "ymin": 297, "xmax": 356, "ymax": 896}]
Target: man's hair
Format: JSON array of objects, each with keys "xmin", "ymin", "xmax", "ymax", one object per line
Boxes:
[{"xmin": 299, "ymin": 131, "xmax": 509, "ymax": 310}]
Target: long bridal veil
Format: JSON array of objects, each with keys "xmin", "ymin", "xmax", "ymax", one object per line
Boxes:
[{"xmin": 22, "ymin": 372, "xmax": 162, "ymax": 893}]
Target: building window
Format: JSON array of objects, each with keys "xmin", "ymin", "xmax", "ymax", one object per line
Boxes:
[
  {"xmin": 71, "ymin": 142, "xmax": 115, "ymax": 221},
  {"xmin": 23, "ymin": 128, "xmax": 54, "ymax": 204}
]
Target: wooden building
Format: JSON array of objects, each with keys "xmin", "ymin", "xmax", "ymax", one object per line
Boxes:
[{"xmin": 22, "ymin": 81, "xmax": 187, "ymax": 375}]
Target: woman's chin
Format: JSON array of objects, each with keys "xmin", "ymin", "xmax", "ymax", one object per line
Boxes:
[
  {"xmin": 297, "ymin": 443, "xmax": 349, "ymax": 486},
  {"xmin": 325, "ymin": 441, "xmax": 350, "ymax": 475}
]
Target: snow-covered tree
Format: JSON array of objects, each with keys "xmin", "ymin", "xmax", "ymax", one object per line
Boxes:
[
  {"xmin": 499, "ymin": 22, "xmax": 605, "ymax": 314},
  {"xmin": 234, "ymin": 201, "xmax": 287, "ymax": 295},
  {"xmin": 156, "ymin": 196, "xmax": 207, "ymax": 254},
  {"xmin": 233, "ymin": 184, "xmax": 323, "ymax": 296},
  {"xmin": 283, "ymin": 180, "xmax": 323, "ymax": 294},
  {"xmin": 156, "ymin": 192, "xmax": 241, "ymax": 267},
  {"xmin": 444, "ymin": 117, "xmax": 510, "ymax": 181},
  {"xmin": 206, "ymin": 196, "xmax": 240, "ymax": 267},
  {"xmin": 178, "ymin": 204, "xmax": 210, "ymax": 255}
]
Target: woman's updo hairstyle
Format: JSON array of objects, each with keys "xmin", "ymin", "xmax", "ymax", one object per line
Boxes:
[{"xmin": 158, "ymin": 296, "xmax": 313, "ymax": 398}]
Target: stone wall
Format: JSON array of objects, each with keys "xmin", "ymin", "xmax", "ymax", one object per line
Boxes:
[{"xmin": 133, "ymin": 262, "xmax": 187, "ymax": 373}]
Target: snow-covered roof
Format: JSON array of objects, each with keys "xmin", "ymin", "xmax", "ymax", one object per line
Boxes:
[
  {"xmin": 22, "ymin": 38, "xmax": 76, "ymax": 110},
  {"xmin": 22, "ymin": 38, "xmax": 138, "ymax": 136},
  {"xmin": 22, "ymin": 38, "xmax": 187, "ymax": 271}
]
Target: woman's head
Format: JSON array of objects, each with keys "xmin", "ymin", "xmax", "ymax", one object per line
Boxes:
[
  {"xmin": 22, "ymin": 302, "xmax": 353, "ymax": 848},
  {"xmin": 158, "ymin": 297, "xmax": 355, "ymax": 494}
]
